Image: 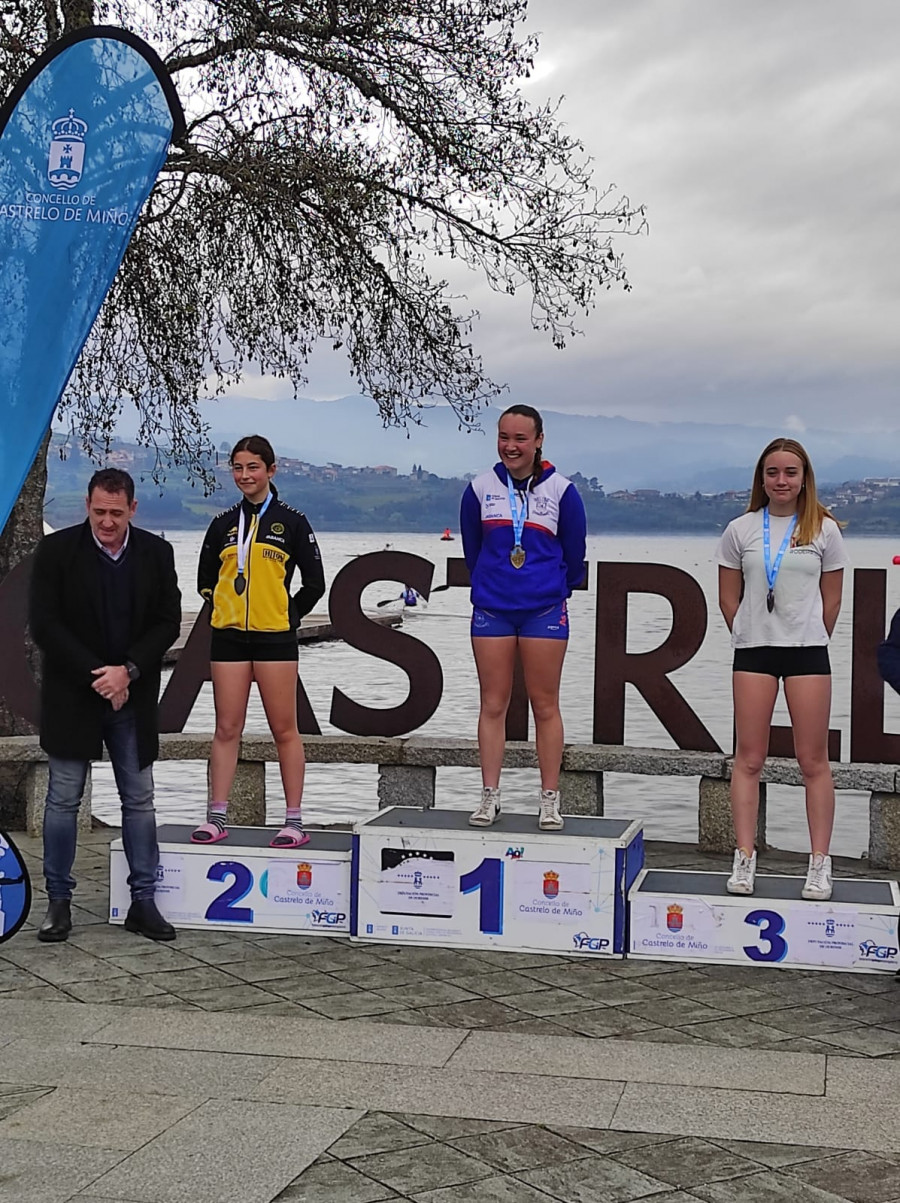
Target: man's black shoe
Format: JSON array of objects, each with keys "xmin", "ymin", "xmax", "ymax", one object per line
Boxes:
[
  {"xmin": 37, "ymin": 899, "xmax": 72, "ymax": 943},
  {"xmin": 124, "ymin": 898, "xmax": 176, "ymax": 941}
]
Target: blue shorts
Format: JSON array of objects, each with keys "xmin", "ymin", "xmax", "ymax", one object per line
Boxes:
[{"xmin": 471, "ymin": 600, "xmax": 569, "ymax": 640}]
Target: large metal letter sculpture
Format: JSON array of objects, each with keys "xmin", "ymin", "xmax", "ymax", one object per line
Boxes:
[
  {"xmin": 329, "ymin": 552, "xmax": 443, "ymax": 736},
  {"xmin": 594, "ymin": 562, "xmax": 719, "ymax": 751},
  {"xmin": 0, "ymin": 27, "xmax": 185, "ymax": 535},
  {"xmin": 851, "ymin": 569, "xmax": 900, "ymax": 764}
]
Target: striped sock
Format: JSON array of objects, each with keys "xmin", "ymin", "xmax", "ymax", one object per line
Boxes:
[
  {"xmin": 208, "ymin": 803, "xmax": 228, "ymax": 832},
  {"xmin": 284, "ymin": 807, "xmax": 303, "ymax": 832}
]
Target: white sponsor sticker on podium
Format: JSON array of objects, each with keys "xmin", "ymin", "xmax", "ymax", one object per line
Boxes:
[
  {"xmin": 377, "ymin": 849, "xmax": 457, "ymax": 918},
  {"xmin": 153, "ymin": 855, "xmax": 186, "ymax": 907},
  {"xmin": 509, "ymin": 861, "xmax": 592, "ymax": 923},
  {"xmin": 788, "ymin": 907, "xmax": 859, "ymax": 968},
  {"xmin": 265, "ymin": 859, "xmax": 346, "ymax": 912}
]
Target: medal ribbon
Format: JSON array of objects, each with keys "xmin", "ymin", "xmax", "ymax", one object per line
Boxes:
[
  {"xmin": 763, "ymin": 508, "xmax": 797, "ymax": 607},
  {"xmin": 506, "ymin": 471, "xmax": 528, "ymax": 553},
  {"xmin": 236, "ymin": 492, "xmax": 273, "ymax": 584}
]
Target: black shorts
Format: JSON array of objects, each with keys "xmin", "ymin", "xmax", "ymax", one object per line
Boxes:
[
  {"xmin": 733, "ymin": 646, "xmax": 830, "ymax": 679},
  {"xmin": 209, "ymin": 630, "xmax": 298, "ymax": 663}
]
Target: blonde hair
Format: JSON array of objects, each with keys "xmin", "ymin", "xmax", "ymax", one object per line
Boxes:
[{"xmin": 746, "ymin": 437, "xmax": 841, "ymax": 545}]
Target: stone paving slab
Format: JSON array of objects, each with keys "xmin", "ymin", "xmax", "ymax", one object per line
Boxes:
[
  {"xmin": 251, "ymin": 1056, "xmax": 626, "ymax": 1128},
  {"xmin": 0, "ymin": 1038, "xmax": 288, "ymax": 1096},
  {"xmin": 612, "ymin": 1081, "xmax": 900, "ymax": 1154},
  {"xmin": 0, "ymin": 1086, "xmax": 201, "ymax": 1151},
  {"xmin": 445, "ymin": 1030, "xmax": 826, "ymax": 1094},
  {"xmin": 825, "ymin": 1055, "xmax": 900, "ymax": 1100},
  {"xmin": 84, "ymin": 1100, "xmax": 362, "ymax": 1203},
  {"xmin": 0, "ymin": 1138, "xmax": 126, "ymax": 1203},
  {"xmin": 86, "ymin": 1008, "xmax": 468, "ymax": 1066}
]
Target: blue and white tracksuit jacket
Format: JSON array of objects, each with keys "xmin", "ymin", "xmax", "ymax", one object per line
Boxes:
[{"xmin": 460, "ymin": 463, "xmax": 587, "ymax": 612}]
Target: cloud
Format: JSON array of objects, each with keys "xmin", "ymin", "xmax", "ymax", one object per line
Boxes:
[{"xmin": 227, "ymin": 0, "xmax": 900, "ymax": 437}]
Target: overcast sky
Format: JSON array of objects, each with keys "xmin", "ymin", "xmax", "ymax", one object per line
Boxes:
[{"xmin": 235, "ymin": 0, "xmax": 900, "ymax": 435}]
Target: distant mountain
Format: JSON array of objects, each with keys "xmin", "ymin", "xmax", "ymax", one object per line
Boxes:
[{"xmin": 114, "ymin": 394, "xmax": 900, "ymax": 493}]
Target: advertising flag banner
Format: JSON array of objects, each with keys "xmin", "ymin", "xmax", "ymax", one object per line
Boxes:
[
  {"xmin": 0, "ymin": 830, "xmax": 31, "ymax": 943},
  {"xmin": 0, "ymin": 27, "xmax": 185, "ymax": 535}
]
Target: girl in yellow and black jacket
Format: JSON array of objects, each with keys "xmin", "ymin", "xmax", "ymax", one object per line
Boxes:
[{"xmin": 192, "ymin": 435, "xmax": 325, "ymax": 849}]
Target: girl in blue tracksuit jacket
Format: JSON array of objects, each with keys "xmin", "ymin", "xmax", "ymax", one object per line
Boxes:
[{"xmin": 460, "ymin": 404, "xmax": 586, "ymax": 832}]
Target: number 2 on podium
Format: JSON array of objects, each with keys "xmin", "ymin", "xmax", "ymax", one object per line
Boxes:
[{"xmin": 205, "ymin": 861, "xmax": 255, "ymax": 923}]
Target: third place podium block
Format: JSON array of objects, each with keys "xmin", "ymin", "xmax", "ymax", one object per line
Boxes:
[
  {"xmin": 354, "ymin": 807, "xmax": 644, "ymax": 957},
  {"xmin": 629, "ymin": 869, "xmax": 900, "ymax": 974},
  {"xmin": 110, "ymin": 824, "xmax": 354, "ymax": 936}
]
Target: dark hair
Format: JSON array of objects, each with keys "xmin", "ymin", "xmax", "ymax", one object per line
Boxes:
[
  {"xmin": 500, "ymin": 404, "xmax": 544, "ymax": 490},
  {"xmin": 230, "ymin": 435, "xmax": 275, "ymax": 468},
  {"xmin": 87, "ymin": 468, "xmax": 135, "ymax": 504}
]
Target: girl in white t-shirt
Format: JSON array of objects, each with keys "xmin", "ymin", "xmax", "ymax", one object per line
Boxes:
[{"xmin": 716, "ymin": 438, "xmax": 847, "ymax": 902}]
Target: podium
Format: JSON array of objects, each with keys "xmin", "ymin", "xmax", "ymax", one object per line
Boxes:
[
  {"xmin": 629, "ymin": 869, "xmax": 900, "ymax": 974},
  {"xmin": 109, "ymin": 824, "xmax": 354, "ymax": 935},
  {"xmin": 354, "ymin": 807, "xmax": 644, "ymax": 957}
]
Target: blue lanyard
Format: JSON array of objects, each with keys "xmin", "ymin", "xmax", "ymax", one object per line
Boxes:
[
  {"xmin": 506, "ymin": 472, "xmax": 527, "ymax": 550},
  {"xmin": 763, "ymin": 508, "xmax": 796, "ymax": 607}
]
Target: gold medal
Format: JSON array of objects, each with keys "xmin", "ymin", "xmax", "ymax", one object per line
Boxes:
[{"xmin": 510, "ymin": 545, "xmax": 526, "ymax": 568}]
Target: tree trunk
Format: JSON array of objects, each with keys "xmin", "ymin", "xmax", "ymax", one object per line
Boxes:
[{"xmin": 0, "ymin": 429, "xmax": 49, "ymax": 737}]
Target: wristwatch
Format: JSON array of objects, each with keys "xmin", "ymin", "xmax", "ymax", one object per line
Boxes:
[{"xmin": 125, "ymin": 661, "xmax": 140, "ymax": 683}]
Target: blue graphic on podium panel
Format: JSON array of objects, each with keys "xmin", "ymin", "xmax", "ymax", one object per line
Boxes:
[{"xmin": 0, "ymin": 830, "xmax": 32, "ymax": 943}]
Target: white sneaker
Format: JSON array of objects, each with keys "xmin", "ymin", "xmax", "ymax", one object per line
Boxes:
[
  {"xmin": 802, "ymin": 853, "xmax": 833, "ymax": 901},
  {"xmin": 726, "ymin": 848, "xmax": 757, "ymax": 895},
  {"xmin": 469, "ymin": 787, "xmax": 501, "ymax": 827},
  {"xmin": 538, "ymin": 789, "xmax": 564, "ymax": 831}
]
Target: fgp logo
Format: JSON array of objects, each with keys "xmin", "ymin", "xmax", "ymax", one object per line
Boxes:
[
  {"xmin": 572, "ymin": 932, "xmax": 610, "ymax": 953},
  {"xmin": 311, "ymin": 910, "xmax": 346, "ymax": 926},
  {"xmin": 858, "ymin": 939, "xmax": 899, "ymax": 961},
  {"xmin": 48, "ymin": 109, "xmax": 88, "ymax": 189},
  {"xmin": 505, "ymin": 847, "xmax": 524, "ymax": 859}
]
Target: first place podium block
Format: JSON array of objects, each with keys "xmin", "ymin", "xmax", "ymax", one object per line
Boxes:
[
  {"xmin": 109, "ymin": 824, "xmax": 354, "ymax": 936},
  {"xmin": 354, "ymin": 807, "xmax": 644, "ymax": 958},
  {"xmin": 629, "ymin": 869, "xmax": 900, "ymax": 974}
]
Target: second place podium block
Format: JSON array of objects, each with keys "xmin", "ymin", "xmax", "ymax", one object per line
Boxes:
[
  {"xmin": 354, "ymin": 807, "xmax": 644, "ymax": 957},
  {"xmin": 110, "ymin": 824, "xmax": 354, "ymax": 936}
]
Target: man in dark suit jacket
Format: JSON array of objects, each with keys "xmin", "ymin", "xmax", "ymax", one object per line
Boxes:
[{"xmin": 29, "ymin": 468, "xmax": 181, "ymax": 942}]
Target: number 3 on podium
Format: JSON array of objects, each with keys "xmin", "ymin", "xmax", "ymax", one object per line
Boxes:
[{"xmin": 743, "ymin": 909, "xmax": 788, "ymax": 962}]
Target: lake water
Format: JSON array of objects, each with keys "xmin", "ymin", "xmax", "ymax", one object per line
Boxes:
[{"xmin": 92, "ymin": 530, "xmax": 900, "ymax": 857}]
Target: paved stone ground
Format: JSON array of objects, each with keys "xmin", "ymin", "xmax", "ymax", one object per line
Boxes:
[{"xmin": 0, "ymin": 828, "xmax": 898, "ymax": 1201}]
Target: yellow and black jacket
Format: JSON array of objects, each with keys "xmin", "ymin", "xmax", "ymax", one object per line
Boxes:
[{"xmin": 198, "ymin": 489, "xmax": 325, "ymax": 637}]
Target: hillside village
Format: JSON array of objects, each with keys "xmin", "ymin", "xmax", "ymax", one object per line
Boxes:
[{"xmin": 48, "ymin": 438, "xmax": 900, "ymax": 533}]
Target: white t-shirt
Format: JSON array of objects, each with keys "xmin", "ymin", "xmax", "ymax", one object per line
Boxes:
[{"xmin": 715, "ymin": 510, "xmax": 847, "ymax": 647}]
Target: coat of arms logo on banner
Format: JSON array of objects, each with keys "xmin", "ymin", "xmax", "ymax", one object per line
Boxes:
[
  {"xmin": 47, "ymin": 108, "xmax": 88, "ymax": 189},
  {"xmin": 542, "ymin": 870, "xmax": 560, "ymax": 899},
  {"xmin": 296, "ymin": 862, "xmax": 312, "ymax": 890},
  {"xmin": 666, "ymin": 903, "xmax": 684, "ymax": 932}
]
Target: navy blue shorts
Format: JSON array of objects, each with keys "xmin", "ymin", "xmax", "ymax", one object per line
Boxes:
[{"xmin": 471, "ymin": 600, "xmax": 569, "ymax": 640}]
